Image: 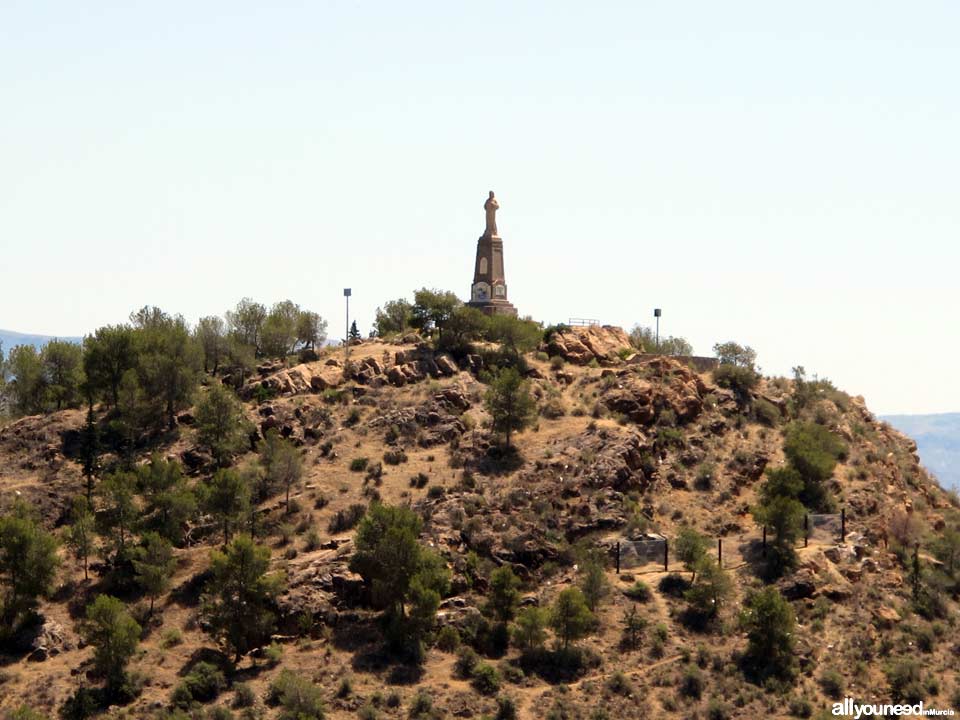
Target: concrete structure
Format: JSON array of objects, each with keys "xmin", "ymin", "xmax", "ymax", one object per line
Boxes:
[{"xmin": 468, "ymin": 191, "xmax": 517, "ymax": 317}]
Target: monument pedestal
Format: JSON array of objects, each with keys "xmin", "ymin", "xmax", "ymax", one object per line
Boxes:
[{"xmin": 468, "ymin": 192, "xmax": 518, "ymax": 317}]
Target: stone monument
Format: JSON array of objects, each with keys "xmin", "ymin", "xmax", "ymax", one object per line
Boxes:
[{"xmin": 468, "ymin": 191, "xmax": 517, "ymax": 317}]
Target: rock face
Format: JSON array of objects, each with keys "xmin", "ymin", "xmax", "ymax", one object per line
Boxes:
[
  {"xmin": 546, "ymin": 325, "xmax": 633, "ymax": 365},
  {"xmin": 368, "ymin": 389, "xmax": 470, "ymax": 447},
  {"xmin": 275, "ymin": 545, "xmax": 364, "ymax": 629},
  {"xmin": 243, "ymin": 344, "xmax": 463, "ymax": 398},
  {"xmin": 601, "ymin": 357, "xmax": 708, "ymax": 425},
  {"xmin": 244, "ymin": 362, "xmax": 344, "ymax": 398},
  {"xmin": 16, "ymin": 618, "xmax": 75, "ymax": 662}
]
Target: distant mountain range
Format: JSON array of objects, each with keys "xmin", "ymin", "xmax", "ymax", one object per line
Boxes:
[
  {"xmin": 882, "ymin": 413, "xmax": 960, "ymax": 492},
  {"xmin": 0, "ymin": 329, "xmax": 83, "ymax": 354}
]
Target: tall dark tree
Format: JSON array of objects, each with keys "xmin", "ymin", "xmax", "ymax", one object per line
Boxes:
[
  {"xmin": 0, "ymin": 500, "xmax": 60, "ymax": 633},
  {"xmin": 740, "ymin": 587, "xmax": 797, "ymax": 680},
  {"xmin": 200, "ymin": 469, "xmax": 251, "ymax": 545},
  {"xmin": 549, "ymin": 587, "xmax": 594, "ymax": 650},
  {"xmin": 41, "ymin": 339, "xmax": 83, "ymax": 410},
  {"xmin": 79, "ymin": 405, "xmax": 101, "ymax": 504},
  {"xmin": 83, "ymin": 325, "xmax": 137, "ymax": 407},
  {"xmin": 5, "ymin": 345, "xmax": 46, "ymax": 415},
  {"xmin": 349, "ymin": 504, "xmax": 450, "ymax": 621},
  {"xmin": 132, "ymin": 308, "xmax": 202, "ymax": 429},
  {"xmin": 226, "ymin": 298, "xmax": 267, "ymax": 356},
  {"xmin": 133, "ymin": 532, "xmax": 175, "ymax": 614},
  {"xmin": 137, "ymin": 455, "xmax": 196, "ymax": 545},
  {"xmin": 484, "ymin": 367, "xmax": 536, "ymax": 449},
  {"xmin": 66, "ymin": 497, "xmax": 96, "ymax": 582},
  {"xmin": 203, "ymin": 535, "xmax": 283, "ymax": 663},
  {"xmin": 195, "ymin": 315, "xmax": 228, "ymax": 374},
  {"xmin": 484, "ymin": 315, "xmax": 541, "ymax": 359},
  {"xmin": 195, "ymin": 383, "xmax": 250, "ymax": 467},
  {"xmin": 373, "ymin": 299, "xmax": 413, "ymax": 337},
  {"xmin": 295, "ymin": 310, "xmax": 327, "ymax": 350},
  {"xmin": 97, "ymin": 471, "xmax": 138, "ymax": 565},
  {"xmin": 348, "ymin": 320, "xmax": 362, "ymax": 341},
  {"xmin": 411, "ymin": 288, "xmax": 461, "ymax": 339},
  {"xmin": 259, "ymin": 430, "xmax": 304, "ymax": 514},
  {"xmin": 81, "ymin": 595, "xmax": 140, "ymax": 695},
  {"xmin": 260, "ymin": 300, "xmax": 301, "ymax": 357}
]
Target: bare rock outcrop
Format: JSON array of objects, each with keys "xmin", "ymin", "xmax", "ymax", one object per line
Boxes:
[
  {"xmin": 546, "ymin": 325, "xmax": 633, "ymax": 366},
  {"xmin": 601, "ymin": 357, "xmax": 708, "ymax": 425}
]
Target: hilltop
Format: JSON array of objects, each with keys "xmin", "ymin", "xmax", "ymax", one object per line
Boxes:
[{"xmin": 0, "ymin": 323, "xmax": 958, "ymax": 720}]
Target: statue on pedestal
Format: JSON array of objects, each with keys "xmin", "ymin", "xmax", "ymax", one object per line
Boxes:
[{"xmin": 483, "ymin": 191, "xmax": 499, "ymax": 236}]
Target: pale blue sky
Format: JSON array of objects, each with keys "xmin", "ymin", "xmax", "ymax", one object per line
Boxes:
[{"xmin": 1, "ymin": 1, "xmax": 958, "ymax": 414}]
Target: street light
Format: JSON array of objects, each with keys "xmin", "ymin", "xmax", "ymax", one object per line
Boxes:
[
  {"xmin": 654, "ymin": 308, "xmax": 661, "ymax": 352},
  {"xmin": 343, "ymin": 288, "xmax": 352, "ymax": 362}
]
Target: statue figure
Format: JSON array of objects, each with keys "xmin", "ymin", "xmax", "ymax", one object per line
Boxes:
[{"xmin": 483, "ymin": 191, "xmax": 499, "ymax": 236}]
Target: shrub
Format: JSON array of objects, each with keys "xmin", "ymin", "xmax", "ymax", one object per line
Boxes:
[
  {"xmin": 160, "ymin": 628, "xmax": 183, "ymax": 648},
  {"xmin": 495, "ymin": 695, "xmax": 517, "ymax": 720},
  {"xmin": 471, "ymin": 662, "xmax": 501, "ymax": 695},
  {"xmin": 886, "ymin": 658, "xmax": 925, "ymax": 704},
  {"xmin": 383, "ymin": 449, "xmax": 408, "ymax": 465},
  {"xmin": 621, "ymin": 606, "xmax": 646, "ymax": 650},
  {"xmin": 713, "ymin": 364, "xmax": 758, "ymax": 405},
  {"xmin": 408, "ymin": 690, "xmax": 433, "ymax": 718},
  {"xmin": 345, "ymin": 408, "xmax": 362, "ymax": 426},
  {"xmin": 268, "ymin": 669, "xmax": 325, "ymax": 719},
  {"xmin": 232, "ymin": 682, "xmax": 255, "ymax": 708},
  {"xmin": 658, "ymin": 573, "xmax": 691, "ymax": 598},
  {"xmin": 623, "ymin": 581, "xmax": 652, "ymax": 602},
  {"xmin": 788, "ymin": 696, "xmax": 813, "ymax": 718},
  {"xmin": 607, "ymin": 670, "xmax": 633, "ymax": 696},
  {"xmin": 173, "ymin": 662, "xmax": 226, "ymax": 706},
  {"xmin": 455, "ymin": 646, "xmax": 480, "ymax": 678},
  {"xmin": 436, "ymin": 625, "xmax": 460, "ymax": 652},
  {"xmin": 706, "ymin": 698, "xmax": 729, "ymax": 720},
  {"xmin": 753, "ymin": 398, "xmax": 780, "ymax": 426},
  {"xmin": 540, "ymin": 397, "xmax": 567, "ymax": 419},
  {"xmin": 694, "ymin": 463, "xmax": 715, "ymax": 491},
  {"xmin": 427, "ymin": 485, "xmax": 445, "ymax": 500},
  {"xmin": 550, "ymin": 355, "xmax": 565, "ymax": 370},
  {"xmin": 679, "ymin": 664, "xmax": 705, "ymax": 699},
  {"xmin": 818, "ymin": 668, "xmax": 844, "ymax": 699},
  {"xmin": 327, "ymin": 503, "xmax": 366, "ymax": 533},
  {"xmin": 409, "ymin": 473, "xmax": 429, "ymax": 489},
  {"xmin": 350, "ymin": 457, "xmax": 369, "ymax": 472},
  {"xmin": 304, "ymin": 529, "xmax": 322, "ymax": 552},
  {"xmin": 264, "ymin": 641, "xmax": 283, "ymax": 665}
]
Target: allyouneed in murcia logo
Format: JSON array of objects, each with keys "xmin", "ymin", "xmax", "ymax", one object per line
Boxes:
[{"xmin": 831, "ymin": 698, "xmax": 955, "ymax": 717}]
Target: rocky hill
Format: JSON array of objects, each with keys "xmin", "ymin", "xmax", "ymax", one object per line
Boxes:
[
  {"xmin": 883, "ymin": 413, "xmax": 960, "ymax": 492},
  {"xmin": 0, "ymin": 326, "xmax": 958, "ymax": 720}
]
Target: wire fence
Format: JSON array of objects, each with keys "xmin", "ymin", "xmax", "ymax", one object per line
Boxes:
[{"xmin": 613, "ymin": 511, "xmax": 847, "ymax": 574}]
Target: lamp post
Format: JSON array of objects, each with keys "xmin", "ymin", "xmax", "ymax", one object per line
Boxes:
[
  {"xmin": 343, "ymin": 288, "xmax": 352, "ymax": 362},
  {"xmin": 654, "ymin": 308, "xmax": 661, "ymax": 352}
]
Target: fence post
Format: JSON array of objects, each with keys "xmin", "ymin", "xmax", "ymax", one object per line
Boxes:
[
  {"xmin": 664, "ymin": 538, "xmax": 669, "ymax": 572},
  {"xmin": 718, "ymin": 538, "xmax": 722, "ymax": 567},
  {"xmin": 804, "ymin": 514, "xmax": 809, "ymax": 548},
  {"xmin": 762, "ymin": 526, "xmax": 767, "ymax": 557},
  {"xmin": 841, "ymin": 508, "xmax": 846, "ymax": 543},
  {"xmin": 615, "ymin": 542, "xmax": 620, "ymax": 574}
]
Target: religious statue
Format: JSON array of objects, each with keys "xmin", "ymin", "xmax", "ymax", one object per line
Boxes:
[{"xmin": 483, "ymin": 190, "xmax": 499, "ymax": 236}]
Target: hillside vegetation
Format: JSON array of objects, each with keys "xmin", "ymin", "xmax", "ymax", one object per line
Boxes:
[{"xmin": 0, "ymin": 295, "xmax": 958, "ymax": 720}]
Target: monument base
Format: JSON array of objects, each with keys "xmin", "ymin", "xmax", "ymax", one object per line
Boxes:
[{"xmin": 467, "ymin": 300, "xmax": 518, "ymax": 317}]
